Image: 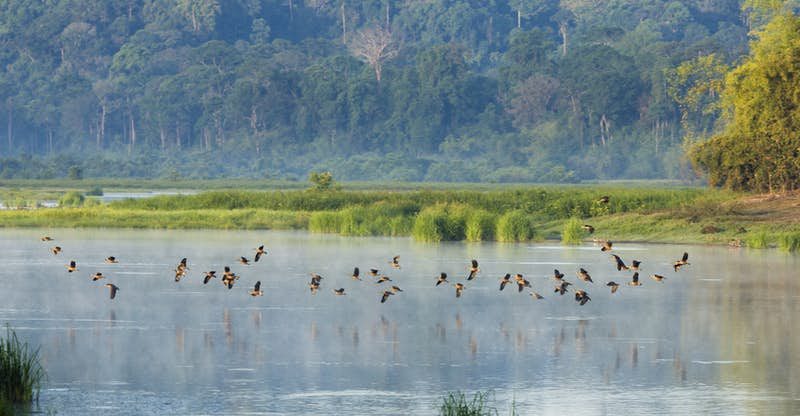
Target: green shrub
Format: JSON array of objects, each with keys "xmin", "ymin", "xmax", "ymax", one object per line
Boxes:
[
  {"xmin": 496, "ymin": 210, "xmax": 535, "ymax": 242},
  {"xmin": 0, "ymin": 326, "xmax": 45, "ymax": 404},
  {"xmin": 58, "ymin": 191, "xmax": 85, "ymax": 207},
  {"xmin": 561, "ymin": 217, "xmax": 584, "ymax": 245}
]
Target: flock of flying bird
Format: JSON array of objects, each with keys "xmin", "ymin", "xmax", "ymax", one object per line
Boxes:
[{"xmin": 39, "ymin": 212, "xmax": 692, "ymax": 307}]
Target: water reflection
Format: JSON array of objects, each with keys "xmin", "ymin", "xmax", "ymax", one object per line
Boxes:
[{"xmin": 0, "ymin": 229, "xmax": 797, "ymax": 415}]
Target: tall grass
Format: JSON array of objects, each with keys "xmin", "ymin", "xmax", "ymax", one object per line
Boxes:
[
  {"xmin": 745, "ymin": 231, "xmax": 769, "ymax": 249},
  {"xmin": 496, "ymin": 211, "xmax": 536, "ymax": 242},
  {"xmin": 778, "ymin": 232, "xmax": 800, "ymax": 252},
  {"xmin": 561, "ymin": 217, "xmax": 585, "ymax": 245},
  {"xmin": 0, "ymin": 326, "xmax": 45, "ymax": 404},
  {"xmin": 439, "ymin": 391, "xmax": 495, "ymax": 416},
  {"xmin": 465, "ymin": 210, "xmax": 496, "ymax": 242}
]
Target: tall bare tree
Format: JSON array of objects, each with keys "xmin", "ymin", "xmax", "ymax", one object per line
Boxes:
[{"xmin": 348, "ymin": 26, "xmax": 398, "ymax": 84}]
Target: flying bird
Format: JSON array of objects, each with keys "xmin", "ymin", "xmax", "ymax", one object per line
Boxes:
[
  {"xmin": 41, "ymin": 236, "xmax": 54, "ymax": 241},
  {"xmin": 203, "ymin": 271, "xmax": 217, "ymax": 284},
  {"xmin": 67, "ymin": 260, "xmax": 77, "ymax": 273},
  {"xmin": 574, "ymin": 289, "xmax": 591, "ymax": 305},
  {"xmin": 351, "ymin": 267, "xmax": 361, "ymax": 281},
  {"xmin": 630, "ymin": 260, "xmax": 641, "ymax": 271},
  {"xmin": 333, "ymin": 288, "xmax": 346, "ymax": 296},
  {"xmin": 380, "ymin": 290, "xmax": 394, "ymax": 303},
  {"xmin": 309, "ymin": 281, "xmax": 321, "ymax": 294},
  {"xmin": 606, "ymin": 281, "xmax": 620, "ymax": 294},
  {"xmin": 600, "ymin": 241, "xmax": 613, "ymax": 252},
  {"xmin": 390, "ymin": 255, "xmax": 401, "ymax": 269},
  {"xmin": 582, "ymin": 224, "xmax": 595, "ymax": 234},
  {"xmin": 454, "ymin": 283, "xmax": 465, "ymax": 298},
  {"xmin": 390, "ymin": 285, "xmax": 403, "ymax": 293},
  {"xmin": 254, "ymin": 245, "xmax": 267, "ymax": 262},
  {"xmin": 628, "ymin": 272, "xmax": 642, "ymax": 286},
  {"xmin": 91, "ymin": 272, "xmax": 104, "ymax": 281},
  {"xmin": 597, "ymin": 195, "xmax": 610, "ymax": 204},
  {"xmin": 515, "ymin": 273, "xmax": 531, "ymax": 293},
  {"xmin": 436, "ymin": 272, "xmax": 448, "ymax": 286},
  {"xmin": 369, "ymin": 268, "xmax": 379, "ymax": 277},
  {"xmin": 577, "ymin": 268, "xmax": 593, "ymax": 283},
  {"xmin": 555, "ymin": 281, "xmax": 571, "ymax": 295},
  {"xmin": 553, "ymin": 269, "xmax": 565, "ymax": 281},
  {"xmin": 104, "ymin": 283, "xmax": 119, "ymax": 300},
  {"xmin": 499, "ymin": 273, "xmax": 511, "ymax": 291},
  {"xmin": 104, "ymin": 256, "xmax": 119, "ymax": 264},
  {"xmin": 673, "ymin": 252, "xmax": 690, "ymax": 272},
  {"xmin": 531, "ymin": 291, "xmax": 544, "ymax": 300},
  {"xmin": 467, "ymin": 259, "xmax": 480, "ymax": 280},
  {"xmin": 651, "ymin": 274, "xmax": 666, "ymax": 282},
  {"xmin": 239, "ymin": 256, "xmax": 250, "ymax": 265},
  {"xmin": 250, "ymin": 281, "xmax": 263, "ymax": 296},
  {"xmin": 376, "ymin": 275, "xmax": 392, "ymax": 284},
  {"xmin": 52, "ymin": 246, "xmax": 62, "ymax": 255},
  {"xmin": 611, "ymin": 254, "xmax": 628, "ymax": 271}
]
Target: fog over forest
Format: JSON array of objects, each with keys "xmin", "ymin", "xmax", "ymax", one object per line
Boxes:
[{"xmin": 0, "ymin": 1, "xmax": 762, "ymax": 182}]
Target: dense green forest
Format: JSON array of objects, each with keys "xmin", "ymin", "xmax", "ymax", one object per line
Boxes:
[{"xmin": 0, "ymin": 0, "xmax": 774, "ymax": 182}]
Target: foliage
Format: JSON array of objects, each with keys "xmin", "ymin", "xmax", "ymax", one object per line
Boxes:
[
  {"xmin": 778, "ymin": 232, "xmax": 800, "ymax": 252},
  {"xmin": 439, "ymin": 391, "xmax": 496, "ymax": 416},
  {"xmin": 745, "ymin": 231, "xmax": 769, "ymax": 249},
  {"xmin": 496, "ymin": 210, "xmax": 536, "ymax": 242},
  {"xmin": 58, "ymin": 191, "xmax": 85, "ymax": 207},
  {"xmin": 308, "ymin": 171, "xmax": 336, "ymax": 191},
  {"xmin": 0, "ymin": 1, "xmax": 757, "ymax": 183},
  {"xmin": 0, "ymin": 326, "xmax": 45, "ymax": 404},
  {"xmin": 465, "ymin": 210, "xmax": 497, "ymax": 242},
  {"xmin": 561, "ymin": 217, "xmax": 585, "ymax": 245},
  {"xmin": 692, "ymin": 14, "xmax": 800, "ymax": 192}
]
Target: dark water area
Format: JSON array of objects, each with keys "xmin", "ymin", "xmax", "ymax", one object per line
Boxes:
[{"xmin": 0, "ymin": 229, "xmax": 798, "ymax": 415}]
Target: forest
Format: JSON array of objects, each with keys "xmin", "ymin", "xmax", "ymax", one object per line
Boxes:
[{"xmin": 0, "ymin": 0, "xmax": 783, "ymax": 182}]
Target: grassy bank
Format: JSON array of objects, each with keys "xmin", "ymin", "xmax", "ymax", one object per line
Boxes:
[
  {"xmin": 0, "ymin": 207, "xmax": 310, "ymax": 230},
  {"xmin": 3, "ymin": 185, "xmax": 800, "ymax": 249}
]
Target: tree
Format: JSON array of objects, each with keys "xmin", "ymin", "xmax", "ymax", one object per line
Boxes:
[
  {"xmin": 506, "ymin": 74, "xmax": 559, "ymax": 129},
  {"xmin": 348, "ymin": 26, "xmax": 397, "ymax": 84},
  {"xmin": 692, "ymin": 14, "xmax": 800, "ymax": 191},
  {"xmin": 666, "ymin": 54, "xmax": 728, "ymax": 139},
  {"xmin": 309, "ymin": 171, "xmax": 335, "ymax": 191}
]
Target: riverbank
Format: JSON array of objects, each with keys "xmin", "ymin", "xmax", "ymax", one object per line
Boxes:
[{"xmin": 1, "ymin": 186, "xmax": 799, "ymax": 250}]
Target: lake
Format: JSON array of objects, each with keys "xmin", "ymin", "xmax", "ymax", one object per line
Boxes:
[{"xmin": 0, "ymin": 229, "xmax": 798, "ymax": 415}]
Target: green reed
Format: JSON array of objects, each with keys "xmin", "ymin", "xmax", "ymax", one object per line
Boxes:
[
  {"xmin": 561, "ymin": 217, "xmax": 585, "ymax": 245},
  {"xmin": 496, "ymin": 211, "xmax": 536, "ymax": 242},
  {"xmin": 745, "ymin": 231, "xmax": 769, "ymax": 249},
  {"xmin": 778, "ymin": 232, "xmax": 800, "ymax": 252},
  {"xmin": 0, "ymin": 326, "xmax": 45, "ymax": 404}
]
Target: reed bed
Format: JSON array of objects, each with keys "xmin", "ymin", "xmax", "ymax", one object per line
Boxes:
[
  {"xmin": 495, "ymin": 211, "xmax": 536, "ymax": 242},
  {"xmin": 561, "ymin": 217, "xmax": 585, "ymax": 245},
  {"xmin": 745, "ymin": 231, "xmax": 770, "ymax": 249},
  {"xmin": 778, "ymin": 232, "xmax": 800, "ymax": 252},
  {"xmin": 1, "ymin": 186, "xmax": 747, "ymax": 244},
  {"xmin": 0, "ymin": 327, "xmax": 45, "ymax": 404}
]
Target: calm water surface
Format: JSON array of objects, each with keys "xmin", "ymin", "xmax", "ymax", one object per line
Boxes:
[{"xmin": 0, "ymin": 229, "xmax": 798, "ymax": 415}]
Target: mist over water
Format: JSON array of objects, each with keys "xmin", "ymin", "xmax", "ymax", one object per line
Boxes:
[{"xmin": 0, "ymin": 229, "xmax": 798, "ymax": 415}]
